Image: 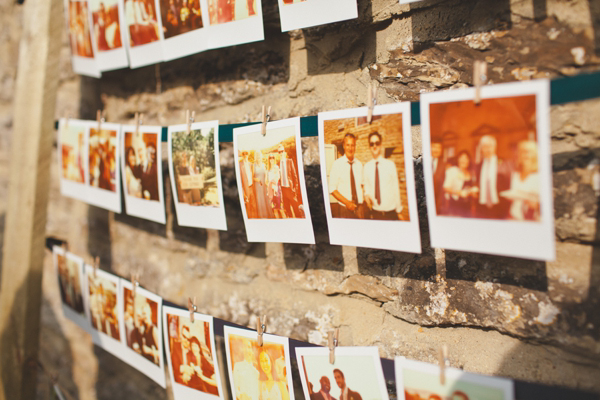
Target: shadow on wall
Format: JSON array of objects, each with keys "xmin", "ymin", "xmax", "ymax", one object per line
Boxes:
[{"xmin": 590, "ymin": 0, "xmax": 600, "ymax": 56}]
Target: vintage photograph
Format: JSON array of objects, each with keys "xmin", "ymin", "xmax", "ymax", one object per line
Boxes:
[
  {"xmin": 164, "ymin": 307, "xmax": 224, "ymax": 400},
  {"xmin": 124, "ymin": 131, "xmax": 160, "ymax": 201},
  {"xmin": 421, "ymin": 80, "xmax": 554, "ymax": 260},
  {"xmin": 123, "ymin": 0, "xmax": 161, "ymax": 46},
  {"xmin": 296, "ymin": 347, "xmax": 389, "ymax": 400},
  {"xmin": 281, "ymin": 0, "xmax": 306, "ymax": 5},
  {"xmin": 160, "ymin": 0, "xmax": 203, "ymax": 39},
  {"xmin": 68, "ymin": 0, "xmax": 95, "ymax": 58},
  {"xmin": 53, "ymin": 247, "xmax": 90, "ymax": 331},
  {"xmin": 396, "ymin": 358, "xmax": 513, "ymax": 400},
  {"xmin": 87, "ymin": 270, "xmax": 121, "ymax": 340},
  {"xmin": 207, "ymin": 0, "xmax": 257, "ymax": 25},
  {"xmin": 89, "ymin": 128, "xmax": 118, "ymax": 192},
  {"xmin": 276, "ymin": 0, "xmax": 357, "ymax": 32},
  {"xmin": 224, "ymin": 326, "xmax": 294, "ymax": 400},
  {"xmin": 60, "ymin": 122, "xmax": 86, "ymax": 184},
  {"xmin": 90, "ymin": 0, "xmax": 123, "ymax": 51}
]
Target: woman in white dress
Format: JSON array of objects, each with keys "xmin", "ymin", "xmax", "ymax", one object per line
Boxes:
[
  {"xmin": 507, "ymin": 140, "xmax": 540, "ymax": 221},
  {"xmin": 259, "ymin": 351, "xmax": 289, "ymax": 400},
  {"xmin": 442, "ymin": 150, "xmax": 478, "ymax": 217}
]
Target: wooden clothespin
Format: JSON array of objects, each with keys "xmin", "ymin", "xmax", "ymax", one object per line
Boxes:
[
  {"xmin": 131, "ymin": 272, "xmax": 139, "ymax": 300},
  {"xmin": 261, "ymin": 106, "xmax": 271, "ymax": 137},
  {"xmin": 473, "ymin": 60, "xmax": 488, "ymax": 105},
  {"xmin": 367, "ymin": 83, "xmax": 377, "ymax": 124},
  {"xmin": 135, "ymin": 112, "xmax": 144, "ymax": 136},
  {"xmin": 188, "ymin": 297, "xmax": 197, "ymax": 323},
  {"xmin": 328, "ymin": 328, "xmax": 339, "ymax": 364},
  {"xmin": 186, "ymin": 110, "xmax": 196, "ymax": 134},
  {"xmin": 93, "ymin": 256, "xmax": 100, "ymax": 278},
  {"xmin": 96, "ymin": 110, "xmax": 106, "ymax": 133},
  {"xmin": 257, "ymin": 315, "xmax": 267, "ymax": 346},
  {"xmin": 438, "ymin": 344, "xmax": 448, "ymax": 385}
]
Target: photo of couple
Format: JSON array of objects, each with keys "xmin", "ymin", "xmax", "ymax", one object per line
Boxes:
[
  {"xmin": 160, "ymin": 0, "xmax": 203, "ymax": 39},
  {"xmin": 90, "ymin": 0, "xmax": 123, "ymax": 51},
  {"xmin": 323, "ymin": 114, "xmax": 409, "ymax": 221},
  {"xmin": 89, "ymin": 128, "xmax": 117, "ymax": 192},
  {"xmin": 124, "ymin": 131, "xmax": 160, "ymax": 201},
  {"xmin": 88, "ymin": 273, "xmax": 120, "ymax": 340},
  {"xmin": 123, "ymin": 288, "xmax": 161, "ymax": 365},
  {"xmin": 429, "ymin": 95, "xmax": 541, "ymax": 222}
]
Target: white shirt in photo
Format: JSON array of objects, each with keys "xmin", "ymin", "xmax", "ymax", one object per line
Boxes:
[
  {"xmin": 479, "ymin": 155, "xmax": 499, "ymax": 205},
  {"xmin": 363, "ymin": 156, "xmax": 402, "ymax": 213},
  {"xmin": 328, "ymin": 154, "xmax": 363, "ymax": 206}
]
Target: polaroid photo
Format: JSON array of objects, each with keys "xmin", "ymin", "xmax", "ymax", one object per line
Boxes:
[
  {"xmin": 420, "ymin": 79, "xmax": 555, "ymax": 260},
  {"xmin": 64, "ymin": 0, "xmax": 102, "ymax": 77},
  {"xmin": 395, "ymin": 357, "xmax": 514, "ymax": 400},
  {"xmin": 296, "ymin": 346, "xmax": 389, "ymax": 400},
  {"xmin": 202, "ymin": 0, "xmax": 264, "ymax": 50},
  {"xmin": 233, "ymin": 117, "xmax": 315, "ymax": 244},
  {"xmin": 224, "ymin": 326, "xmax": 295, "ymax": 400},
  {"xmin": 168, "ymin": 121, "xmax": 227, "ymax": 230},
  {"xmin": 87, "ymin": 122, "xmax": 122, "ymax": 213},
  {"xmin": 277, "ymin": 0, "xmax": 358, "ymax": 32},
  {"xmin": 58, "ymin": 118, "xmax": 89, "ymax": 202},
  {"xmin": 163, "ymin": 306, "xmax": 225, "ymax": 400},
  {"xmin": 121, "ymin": 125, "xmax": 167, "ymax": 224},
  {"xmin": 318, "ymin": 103, "xmax": 421, "ymax": 253},
  {"xmin": 119, "ymin": 279, "xmax": 166, "ymax": 387},
  {"xmin": 89, "ymin": 0, "xmax": 130, "ymax": 71},
  {"xmin": 158, "ymin": 0, "xmax": 209, "ymax": 61},
  {"xmin": 83, "ymin": 264, "xmax": 125, "ymax": 359},
  {"xmin": 53, "ymin": 246, "xmax": 90, "ymax": 332},
  {"xmin": 122, "ymin": 0, "xmax": 164, "ymax": 68}
]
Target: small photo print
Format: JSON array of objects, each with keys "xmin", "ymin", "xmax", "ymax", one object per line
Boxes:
[
  {"xmin": 90, "ymin": 0, "xmax": 124, "ymax": 51},
  {"xmin": 281, "ymin": 0, "xmax": 306, "ymax": 5},
  {"xmin": 120, "ymin": 280, "xmax": 166, "ymax": 387},
  {"xmin": 296, "ymin": 347, "xmax": 389, "ymax": 400},
  {"xmin": 159, "ymin": 0, "xmax": 204, "ymax": 39},
  {"xmin": 123, "ymin": 0, "xmax": 161, "ymax": 46},
  {"xmin": 163, "ymin": 306, "xmax": 224, "ymax": 400},
  {"xmin": 207, "ymin": 0, "xmax": 257, "ymax": 25},
  {"xmin": 233, "ymin": 117, "xmax": 315, "ymax": 244},
  {"xmin": 68, "ymin": 0, "xmax": 95, "ymax": 58},
  {"xmin": 319, "ymin": 103, "xmax": 421, "ymax": 253},
  {"xmin": 395, "ymin": 358, "xmax": 514, "ymax": 400},
  {"xmin": 58, "ymin": 118, "xmax": 88, "ymax": 202},
  {"xmin": 53, "ymin": 246, "xmax": 89, "ymax": 331},
  {"xmin": 276, "ymin": 0, "xmax": 357, "ymax": 32},
  {"xmin": 224, "ymin": 326, "xmax": 294, "ymax": 400},
  {"xmin": 421, "ymin": 80, "xmax": 555, "ymax": 260},
  {"xmin": 168, "ymin": 121, "xmax": 227, "ymax": 230},
  {"xmin": 89, "ymin": 127, "xmax": 118, "ymax": 192}
]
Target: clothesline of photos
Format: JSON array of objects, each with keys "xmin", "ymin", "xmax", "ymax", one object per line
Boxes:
[{"xmin": 50, "ymin": 243, "xmax": 599, "ymax": 400}]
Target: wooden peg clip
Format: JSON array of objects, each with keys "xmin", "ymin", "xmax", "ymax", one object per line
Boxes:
[
  {"xmin": 135, "ymin": 112, "xmax": 144, "ymax": 136},
  {"xmin": 438, "ymin": 344, "xmax": 448, "ymax": 385},
  {"xmin": 96, "ymin": 110, "xmax": 106, "ymax": 133},
  {"xmin": 188, "ymin": 297, "xmax": 197, "ymax": 323},
  {"xmin": 367, "ymin": 83, "xmax": 377, "ymax": 124},
  {"xmin": 257, "ymin": 315, "xmax": 267, "ymax": 346},
  {"xmin": 473, "ymin": 60, "xmax": 488, "ymax": 105},
  {"xmin": 93, "ymin": 256, "xmax": 100, "ymax": 278},
  {"xmin": 328, "ymin": 328, "xmax": 339, "ymax": 364},
  {"xmin": 186, "ymin": 110, "xmax": 196, "ymax": 134},
  {"xmin": 261, "ymin": 106, "xmax": 271, "ymax": 137}
]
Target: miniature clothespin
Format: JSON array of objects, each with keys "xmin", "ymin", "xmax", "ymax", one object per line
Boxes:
[
  {"xmin": 96, "ymin": 110, "xmax": 106, "ymax": 133},
  {"xmin": 186, "ymin": 110, "xmax": 196, "ymax": 134},
  {"xmin": 131, "ymin": 272, "xmax": 140, "ymax": 300},
  {"xmin": 438, "ymin": 344, "xmax": 448, "ymax": 385},
  {"xmin": 328, "ymin": 328, "xmax": 339, "ymax": 364},
  {"xmin": 367, "ymin": 83, "xmax": 377, "ymax": 124},
  {"xmin": 188, "ymin": 297, "xmax": 197, "ymax": 323},
  {"xmin": 93, "ymin": 256, "xmax": 100, "ymax": 277},
  {"xmin": 261, "ymin": 106, "xmax": 271, "ymax": 137},
  {"xmin": 473, "ymin": 61, "xmax": 488, "ymax": 105},
  {"xmin": 135, "ymin": 112, "xmax": 144, "ymax": 136},
  {"xmin": 257, "ymin": 315, "xmax": 267, "ymax": 346}
]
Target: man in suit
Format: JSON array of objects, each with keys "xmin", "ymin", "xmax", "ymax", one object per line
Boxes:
[
  {"xmin": 277, "ymin": 145, "xmax": 301, "ymax": 218},
  {"xmin": 475, "ymin": 135, "xmax": 511, "ymax": 219},
  {"xmin": 239, "ymin": 151, "xmax": 257, "ymax": 218},
  {"xmin": 333, "ymin": 369, "xmax": 362, "ymax": 400},
  {"xmin": 431, "ymin": 140, "xmax": 447, "ymax": 215},
  {"xmin": 310, "ymin": 376, "xmax": 336, "ymax": 400},
  {"xmin": 328, "ymin": 133, "xmax": 364, "ymax": 219},
  {"xmin": 141, "ymin": 142, "xmax": 159, "ymax": 201}
]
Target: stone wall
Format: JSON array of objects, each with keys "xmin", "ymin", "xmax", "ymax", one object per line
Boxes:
[{"xmin": 1, "ymin": 0, "xmax": 600, "ymax": 399}]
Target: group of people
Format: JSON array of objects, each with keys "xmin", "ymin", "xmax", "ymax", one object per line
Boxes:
[
  {"xmin": 69, "ymin": 1, "xmax": 94, "ymax": 57},
  {"xmin": 88, "ymin": 279, "xmax": 120, "ymax": 340},
  {"xmin": 431, "ymin": 135, "xmax": 540, "ymax": 221},
  {"xmin": 124, "ymin": 0, "xmax": 160, "ymax": 46},
  {"xmin": 125, "ymin": 138, "xmax": 160, "ymax": 201},
  {"xmin": 239, "ymin": 145, "xmax": 304, "ymax": 219},
  {"xmin": 89, "ymin": 134, "xmax": 116, "ymax": 191},
  {"xmin": 161, "ymin": 0, "xmax": 203, "ymax": 38},
  {"xmin": 124, "ymin": 295, "xmax": 160, "ymax": 365},
  {"xmin": 168, "ymin": 317, "xmax": 219, "ymax": 394},
  {"xmin": 328, "ymin": 132, "xmax": 404, "ymax": 221},
  {"xmin": 232, "ymin": 340, "xmax": 289, "ymax": 400},
  {"xmin": 207, "ymin": 0, "xmax": 256, "ymax": 25},
  {"xmin": 308, "ymin": 370, "xmax": 362, "ymax": 400},
  {"xmin": 57, "ymin": 256, "xmax": 84, "ymax": 313}
]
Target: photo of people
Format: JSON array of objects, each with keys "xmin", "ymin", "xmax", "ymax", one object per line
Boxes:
[
  {"xmin": 160, "ymin": 0, "xmax": 203, "ymax": 39},
  {"xmin": 421, "ymin": 80, "xmax": 554, "ymax": 260},
  {"xmin": 89, "ymin": 128, "xmax": 117, "ymax": 192},
  {"xmin": 124, "ymin": 0, "xmax": 161, "ymax": 46},
  {"xmin": 90, "ymin": 0, "xmax": 123, "ymax": 51},
  {"xmin": 164, "ymin": 307, "xmax": 223, "ymax": 400},
  {"xmin": 56, "ymin": 252, "xmax": 85, "ymax": 315},
  {"xmin": 395, "ymin": 358, "xmax": 513, "ymax": 400},
  {"xmin": 207, "ymin": 0, "xmax": 257, "ymax": 25},
  {"xmin": 296, "ymin": 347, "xmax": 388, "ymax": 400},
  {"xmin": 60, "ymin": 123, "xmax": 86, "ymax": 184},
  {"xmin": 124, "ymin": 131, "xmax": 159, "ymax": 201},
  {"xmin": 87, "ymin": 271, "xmax": 120, "ymax": 340},
  {"xmin": 224, "ymin": 326, "xmax": 294, "ymax": 400},
  {"xmin": 68, "ymin": 0, "xmax": 95, "ymax": 58}
]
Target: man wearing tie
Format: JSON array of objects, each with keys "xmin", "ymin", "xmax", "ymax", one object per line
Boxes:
[
  {"xmin": 328, "ymin": 133, "xmax": 363, "ymax": 219},
  {"xmin": 475, "ymin": 135, "xmax": 510, "ymax": 219},
  {"xmin": 310, "ymin": 376, "xmax": 336, "ymax": 400},
  {"xmin": 363, "ymin": 132, "xmax": 403, "ymax": 220},
  {"xmin": 333, "ymin": 369, "xmax": 362, "ymax": 400},
  {"xmin": 238, "ymin": 151, "xmax": 257, "ymax": 218},
  {"xmin": 277, "ymin": 144, "xmax": 300, "ymax": 218},
  {"xmin": 431, "ymin": 140, "xmax": 446, "ymax": 215}
]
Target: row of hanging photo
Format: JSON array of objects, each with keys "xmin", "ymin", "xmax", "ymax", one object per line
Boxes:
[
  {"xmin": 58, "ymin": 79, "xmax": 555, "ymax": 261},
  {"xmin": 53, "ymin": 245, "xmax": 516, "ymax": 400}
]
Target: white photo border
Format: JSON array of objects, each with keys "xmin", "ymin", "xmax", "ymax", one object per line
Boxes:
[
  {"xmin": 277, "ymin": 0, "xmax": 358, "ymax": 32},
  {"xmin": 200, "ymin": 0, "xmax": 264, "ymax": 51},
  {"xmin": 122, "ymin": 0, "xmax": 164, "ymax": 68},
  {"xmin": 89, "ymin": 0, "xmax": 130, "ymax": 71},
  {"xmin": 64, "ymin": 0, "xmax": 102, "ymax": 77}
]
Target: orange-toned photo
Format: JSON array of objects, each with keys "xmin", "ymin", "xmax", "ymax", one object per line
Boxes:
[
  {"xmin": 228, "ymin": 334, "xmax": 291, "ymax": 400},
  {"xmin": 89, "ymin": 128, "xmax": 117, "ymax": 192},
  {"xmin": 90, "ymin": 0, "xmax": 124, "ymax": 51},
  {"xmin": 56, "ymin": 254, "xmax": 84, "ymax": 315},
  {"xmin": 166, "ymin": 313, "xmax": 220, "ymax": 395},
  {"xmin": 68, "ymin": 0, "xmax": 95, "ymax": 58},
  {"xmin": 61, "ymin": 124, "xmax": 86, "ymax": 183},
  {"xmin": 323, "ymin": 114, "xmax": 409, "ymax": 221},
  {"xmin": 207, "ymin": 0, "xmax": 257, "ymax": 25},
  {"xmin": 281, "ymin": 0, "xmax": 306, "ymax": 4},
  {"xmin": 429, "ymin": 95, "xmax": 540, "ymax": 221},
  {"xmin": 123, "ymin": 0, "xmax": 161, "ymax": 46},
  {"xmin": 124, "ymin": 132, "xmax": 159, "ymax": 200},
  {"xmin": 160, "ymin": 0, "xmax": 204, "ymax": 39},
  {"xmin": 123, "ymin": 288, "xmax": 160, "ymax": 365},
  {"xmin": 87, "ymin": 274, "xmax": 120, "ymax": 340}
]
